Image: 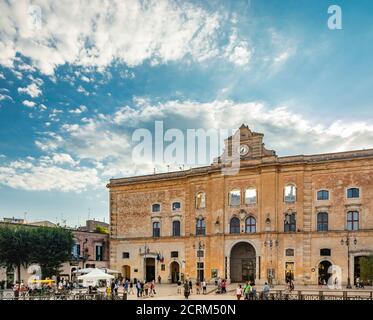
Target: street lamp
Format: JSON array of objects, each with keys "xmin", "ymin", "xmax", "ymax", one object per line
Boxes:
[
  {"xmin": 264, "ymin": 239, "xmax": 279, "ymax": 287},
  {"xmin": 139, "ymin": 244, "xmax": 150, "ymax": 282},
  {"xmin": 193, "ymin": 240, "xmax": 205, "ymax": 282},
  {"xmin": 340, "ymin": 235, "xmax": 357, "ymax": 289}
]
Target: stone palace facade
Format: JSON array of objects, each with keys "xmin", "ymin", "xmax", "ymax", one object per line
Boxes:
[{"xmin": 107, "ymin": 125, "xmax": 373, "ymax": 286}]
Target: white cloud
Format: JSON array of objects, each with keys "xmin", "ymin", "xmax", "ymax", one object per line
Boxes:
[
  {"xmin": 4, "ymin": 97, "xmax": 373, "ymax": 191},
  {"xmin": 51, "ymin": 153, "xmax": 79, "ymax": 166},
  {"xmin": 0, "ymin": 161, "xmax": 99, "ymax": 192},
  {"xmin": 268, "ymin": 29, "xmax": 297, "ymax": 70},
  {"xmin": 22, "ymin": 100, "xmax": 36, "ymax": 107},
  {"xmin": 0, "ymin": 0, "xmax": 226, "ymax": 75},
  {"xmin": 224, "ymin": 28, "xmax": 251, "ymax": 66},
  {"xmin": 0, "ymin": 94, "xmax": 13, "ymax": 102},
  {"xmin": 61, "ymin": 119, "xmax": 130, "ymax": 160},
  {"xmin": 77, "ymin": 85, "xmax": 90, "ymax": 96},
  {"xmin": 69, "ymin": 105, "xmax": 88, "ymax": 114},
  {"xmin": 17, "ymin": 83, "xmax": 42, "ymax": 98}
]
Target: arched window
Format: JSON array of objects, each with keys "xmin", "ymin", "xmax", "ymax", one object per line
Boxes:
[
  {"xmin": 317, "ymin": 212, "xmax": 328, "ymax": 232},
  {"xmin": 196, "ymin": 218, "xmax": 206, "ymax": 235},
  {"xmin": 284, "ymin": 213, "xmax": 296, "ymax": 232},
  {"xmin": 347, "ymin": 188, "xmax": 360, "ymax": 199},
  {"xmin": 229, "ymin": 189, "xmax": 241, "ymax": 206},
  {"xmin": 172, "ymin": 220, "xmax": 180, "ymax": 237},
  {"xmin": 347, "ymin": 211, "xmax": 359, "ymax": 231},
  {"xmin": 152, "ymin": 222, "xmax": 160, "ymax": 237},
  {"xmin": 245, "ymin": 188, "xmax": 257, "ymax": 204},
  {"xmin": 229, "ymin": 217, "xmax": 240, "ymax": 234},
  {"xmin": 172, "ymin": 202, "xmax": 181, "ymax": 211},
  {"xmin": 152, "ymin": 203, "xmax": 161, "ymax": 213},
  {"xmin": 196, "ymin": 192, "xmax": 206, "ymax": 209},
  {"xmin": 245, "ymin": 216, "xmax": 256, "ymax": 233},
  {"xmin": 284, "ymin": 184, "xmax": 296, "ymax": 203},
  {"xmin": 317, "ymin": 190, "xmax": 329, "ymax": 201}
]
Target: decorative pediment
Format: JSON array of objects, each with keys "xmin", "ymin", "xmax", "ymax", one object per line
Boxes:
[{"xmin": 214, "ymin": 124, "xmax": 276, "ymax": 164}]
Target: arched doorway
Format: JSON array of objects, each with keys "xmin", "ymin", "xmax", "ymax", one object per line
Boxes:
[
  {"xmin": 122, "ymin": 265, "xmax": 131, "ymax": 281},
  {"xmin": 318, "ymin": 260, "xmax": 332, "ymax": 285},
  {"xmin": 170, "ymin": 261, "xmax": 180, "ymax": 283},
  {"xmin": 230, "ymin": 242, "xmax": 256, "ymax": 282}
]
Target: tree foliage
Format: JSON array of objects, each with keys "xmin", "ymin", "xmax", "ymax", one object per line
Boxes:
[
  {"xmin": 95, "ymin": 226, "xmax": 109, "ymax": 234},
  {"xmin": 0, "ymin": 225, "xmax": 74, "ymax": 280},
  {"xmin": 0, "ymin": 225, "xmax": 34, "ymax": 282},
  {"xmin": 32, "ymin": 227, "xmax": 75, "ymax": 278}
]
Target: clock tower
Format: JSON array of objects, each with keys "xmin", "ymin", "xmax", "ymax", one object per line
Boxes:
[{"xmin": 213, "ymin": 124, "xmax": 276, "ymax": 164}]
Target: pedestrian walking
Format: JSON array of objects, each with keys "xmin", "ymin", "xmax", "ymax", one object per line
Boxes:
[
  {"xmin": 188, "ymin": 280, "xmax": 193, "ymax": 294},
  {"xmin": 262, "ymin": 282, "xmax": 270, "ymax": 300},
  {"xmin": 196, "ymin": 280, "xmax": 201, "ymax": 294},
  {"xmin": 177, "ymin": 280, "xmax": 182, "ymax": 294},
  {"xmin": 202, "ymin": 279, "xmax": 207, "ymax": 295},
  {"xmin": 236, "ymin": 284, "xmax": 243, "ymax": 300},
  {"xmin": 129, "ymin": 281, "xmax": 134, "ymax": 294},
  {"xmin": 184, "ymin": 281, "xmax": 190, "ymax": 299},
  {"xmin": 136, "ymin": 280, "xmax": 141, "ymax": 298},
  {"xmin": 221, "ymin": 279, "xmax": 226, "ymax": 294},
  {"xmin": 243, "ymin": 281, "xmax": 251, "ymax": 300}
]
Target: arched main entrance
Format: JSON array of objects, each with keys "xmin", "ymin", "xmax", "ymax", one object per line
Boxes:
[
  {"xmin": 318, "ymin": 260, "xmax": 332, "ymax": 284},
  {"xmin": 230, "ymin": 242, "xmax": 256, "ymax": 282},
  {"xmin": 170, "ymin": 261, "xmax": 180, "ymax": 283},
  {"xmin": 122, "ymin": 265, "xmax": 131, "ymax": 280}
]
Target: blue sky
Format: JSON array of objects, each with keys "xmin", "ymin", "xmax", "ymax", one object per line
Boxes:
[{"xmin": 0, "ymin": 0, "xmax": 373, "ymax": 226}]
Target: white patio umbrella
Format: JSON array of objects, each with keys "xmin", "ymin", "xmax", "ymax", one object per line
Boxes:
[{"xmin": 77, "ymin": 268, "xmax": 114, "ymax": 287}]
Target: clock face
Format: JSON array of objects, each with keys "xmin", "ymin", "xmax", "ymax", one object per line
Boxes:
[{"xmin": 238, "ymin": 144, "xmax": 249, "ymax": 156}]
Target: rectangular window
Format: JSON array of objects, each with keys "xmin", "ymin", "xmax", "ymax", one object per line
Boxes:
[
  {"xmin": 320, "ymin": 248, "xmax": 331, "ymax": 256},
  {"xmin": 197, "ymin": 250, "xmax": 204, "ymax": 258},
  {"xmin": 317, "ymin": 212, "xmax": 329, "ymax": 232},
  {"xmin": 171, "ymin": 251, "xmax": 178, "ymax": 258},
  {"xmin": 347, "ymin": 188, "xmax": 360, "ymax": 199},
  {"xmin": 245, "ymin": 188, "xmax": 257, "ymax": 204},
  {"xmin": 347, "ymin": 211, "xmax": 359, "ymax": 231},
  {"xmin": 284, "ymin": 213, "xmax": 296, "ymax": 232},
  {"xmin": 317, "ymin": 190, "xmax": 329, "ymax": 201},
  {"xmin": 122, "ymin": 252, "xmax": 130, "ymax": 259},
  {"xmin": 72, "ymin": 243, "xmax": 81, "ymax": 258},
  {"xmin": 284, "ymin": 185, "xmax": 296, "ymax": 203},
  {"xmin": 285, "ymin": 249, "xmax": 294, "ymax": 257},
  {"xmin": 172, "ymin": 221, "xmax": 181, "ymax": 237},
  {"xmin": 95, "ymin": 245, "xmax": 103, "ymax": 261},
  {"xmin": 161, "ymin": 264, "xmax": 165, "ymax": 271}
]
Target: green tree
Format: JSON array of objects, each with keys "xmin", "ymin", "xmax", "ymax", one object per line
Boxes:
[
  {"xmin": 360, "ymin": 256, "xmax": 373, "ymax": 285},
  {"xmin": 0, "ymin": 225, "xmax": 34, "ymax": 283},
  {"xmin": 95, "ymin": 226, "xmax": 109, "ymax": 234},
  {"xmin": 32, "ymin": 227, "xmax": 74, "ymax": 278}
]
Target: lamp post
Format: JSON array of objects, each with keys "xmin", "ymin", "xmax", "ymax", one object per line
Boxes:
[
  {"xmin": 264, "ymin": 239, "xmax": 279, "ymax": 287},
  {"xmin": 140, "ymin": 244, "xmax": 150, "ymax": 282},
  {"xmin": 193, "ymin": 240, "xmax": 205, "ymax": 282},
  {"xmin": 340, "ymin": 235, "xmax": 357, "ymax": 289},
  {"xmin": 81, "ymin": 238, "xmax": 88, "ymax": 270}
]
